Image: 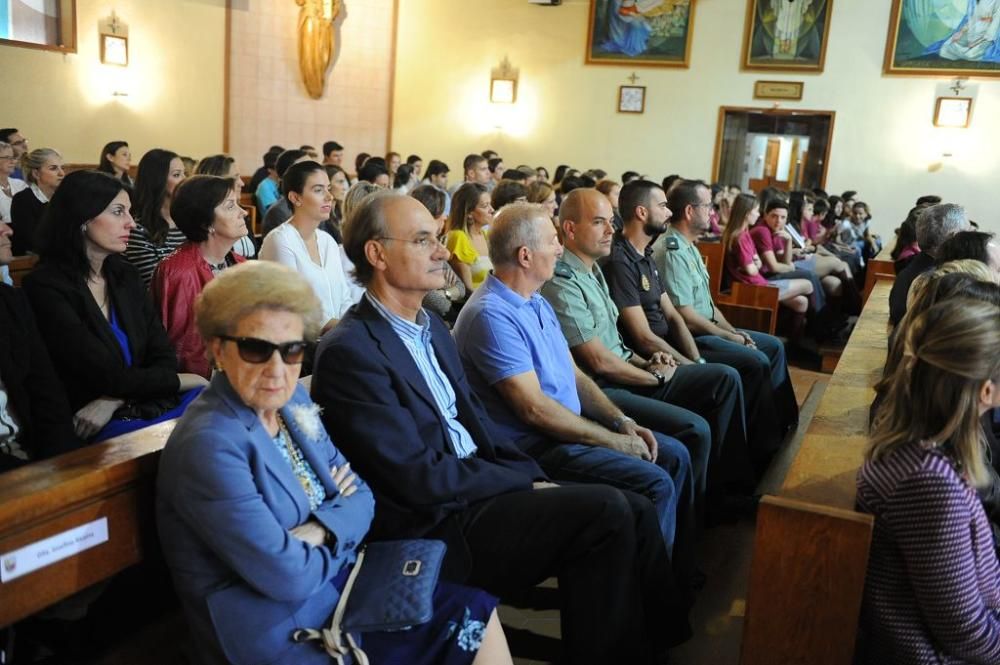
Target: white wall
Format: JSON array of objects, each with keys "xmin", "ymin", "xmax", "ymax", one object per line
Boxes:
[
  {"xmin": 391, "ymin": 0, "xmax": 1000, "ymax": 236},
  {"xmin": 1, "ymin": 0, "xmax": 226, "ymax": 163}
]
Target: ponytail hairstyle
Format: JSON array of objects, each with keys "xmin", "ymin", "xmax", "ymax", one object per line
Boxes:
[{"xmin": 869, "ymin": 298, "xmax": 1000, "ymax": 488}]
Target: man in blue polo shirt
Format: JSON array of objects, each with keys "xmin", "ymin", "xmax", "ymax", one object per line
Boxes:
[{"xmin": 453, "ymin": 202, "xmax": 696, "ymax": 568}]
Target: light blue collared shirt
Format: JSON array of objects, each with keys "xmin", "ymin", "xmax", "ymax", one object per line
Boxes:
[{"xmin": 366, "ymin": 292, "xmax": 478, "ymax": 459}]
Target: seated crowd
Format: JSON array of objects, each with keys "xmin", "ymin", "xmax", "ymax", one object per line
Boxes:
[{"xmin": 1, "ymin": 128, "xmax": 999, "ymax": 665}]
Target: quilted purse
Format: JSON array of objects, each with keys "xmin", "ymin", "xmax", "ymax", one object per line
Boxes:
[{"xmin": 293, "ymin": 539, "xmax": 446, "ymax": 665}]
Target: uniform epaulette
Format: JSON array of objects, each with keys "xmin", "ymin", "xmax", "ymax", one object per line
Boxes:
[{"xmin": 553, "ymin": 262, "xmax": 573, "ymax": 279}]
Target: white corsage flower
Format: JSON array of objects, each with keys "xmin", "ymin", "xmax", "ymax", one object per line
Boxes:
[{"xmin": 289, "ymin": 403, "xmax": 324, "ymax": 441}]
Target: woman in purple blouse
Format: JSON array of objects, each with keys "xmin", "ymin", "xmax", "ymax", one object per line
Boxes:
[{"xmin": 857, "ymin": 298, "xmax": 1000, "ymax": 664}]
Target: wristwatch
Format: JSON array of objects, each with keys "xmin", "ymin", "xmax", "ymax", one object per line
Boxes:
[
  {"xmin": 696, "ymin": 357, "xmax": 707, "ymax": 365},
  {"xmin": 610, "ymin": 415, "xmax": 636, "ymax": 432},
  {"xmin": 648, "ymin": 368, "xmax": 666, "ymax": 386}
]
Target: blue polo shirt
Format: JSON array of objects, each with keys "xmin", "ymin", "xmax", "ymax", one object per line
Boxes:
[{"xmin": 453, "ymin": 274, "xmax": 581, "ymax": 446}]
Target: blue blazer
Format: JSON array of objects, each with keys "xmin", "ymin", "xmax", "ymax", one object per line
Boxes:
[
  {"xmin": 156, "ymin": 374, "xmax": 375, "ymax": 665},
  {"xmin": 312, "ymin": 297, "xmax": 545, "ymax": 548}
]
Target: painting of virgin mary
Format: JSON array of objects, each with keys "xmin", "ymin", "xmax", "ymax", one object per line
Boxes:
[
  {"xmin": 885, "ymin": 0, "xmax": 1000, "ymax": 75},
  {"xmin": 586, "ymin": 0, "xmax": 695, "ymax": 67}
]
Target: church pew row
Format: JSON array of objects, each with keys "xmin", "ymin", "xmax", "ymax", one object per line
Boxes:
[
  {"xmin": 696, "ymin": 241, "xmax": 780, "ymax": 335},
  {"xmin": 739, "ymin": 279, "xmax": 894, "ymax": 665},
  {"xmin": 0, "ymin": 420, "xmax": 175, "ymax": 627},
  {"xmin": 0, "ymin": 377, "xmax": 317, "ymax": 628}
]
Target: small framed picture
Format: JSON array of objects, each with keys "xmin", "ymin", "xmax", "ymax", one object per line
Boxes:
[
  {"xmin": 618, "ymin": 85, "xmax": 646, "ymax": 114},
  {"xmin": 101, "ymin": 34, "xmax": 128, "ymax": 66},
  {"xmin": 933, "ymin": 97, "xmax": 972, "ymax": 128}
]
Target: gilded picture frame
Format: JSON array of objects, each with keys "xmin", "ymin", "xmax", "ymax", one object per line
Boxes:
[
  {"xmin": 586, "ymin": 0, "xmax": 695, "ymax": 68},
  {"xmin": 884, "ymin": 0, "xmax": 1000, "ymax": 77},
  {"xmin": 741, "ymin": 0, "xmax": 833, "ymax": 72}
]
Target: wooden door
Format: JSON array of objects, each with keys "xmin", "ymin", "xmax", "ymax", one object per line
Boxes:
[{"xmin": 764, "ymin": 139, "xmax": 781, "ymax": 178}]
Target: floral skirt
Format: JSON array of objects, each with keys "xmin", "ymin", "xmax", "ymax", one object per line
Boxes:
[{"xmin": 361, "ymin": 581, "xmax": 498, "ymax": 665}]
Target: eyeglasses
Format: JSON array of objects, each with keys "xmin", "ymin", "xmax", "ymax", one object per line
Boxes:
[
  {"xmin": 219, "ymin": 335, "xmax": 309, "ymax": 364},
  {"xmin": 692, "ymin": 202, "xmax": 713, "ymax": 209},
  {"xmin": 379, "ymin": 235, "xmax": 444, "ymax": 253}
]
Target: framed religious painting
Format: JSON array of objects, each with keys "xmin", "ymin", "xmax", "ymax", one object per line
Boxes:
[
  {"xmin": 586, "ymin": 0, "xmax": 696, "ymax": 68},
  {"xmin": 884, "ymin": 0, "xmax": 1000, "ymax": 77},
  {"xmin": 741, "ymin": 0, "xmax": 833, "ymax": 72}
]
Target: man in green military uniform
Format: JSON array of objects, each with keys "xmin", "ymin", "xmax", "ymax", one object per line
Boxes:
[
  {"xmin": 541, "ymin": 188, "xmax": 752, "ymax": 516},
  {"xmin": 652, "ymin": 179, "xmax": 798, "ymax": 443}
]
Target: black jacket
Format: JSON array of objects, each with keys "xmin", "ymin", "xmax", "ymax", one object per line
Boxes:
[
  {"xmin": 311, "ymin": 296, "xmax": 545, "ymax": 543},
  {"xmin": 888, "ymin": 251, "xmax": 935, "ymax": 327},
  {"xmin": 0, "ymin": 284, "xmax": 79, "ymax": 469},
  {"xmin": 10, "ymin": 187, "xmax": 46, "ymax": 255},
  {"xmin": 22, "ymin": 257, "xmax": 180, "ymax": 412}
]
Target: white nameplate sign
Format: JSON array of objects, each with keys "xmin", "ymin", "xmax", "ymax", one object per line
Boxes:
[{"xmin": 1, "ymin": 517, "xmax": 109, "ymax": 583}]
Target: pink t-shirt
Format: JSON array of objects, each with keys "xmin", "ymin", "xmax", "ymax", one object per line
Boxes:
[
  {"xmin": 727, "ymin": 232, "xmax": 770, "ymax": 287},
  {"xmin": 749, "ymin": 223, "xmax": 785, "ymax": 275},
  {"xmin": 802, "ymin": 219, "xmax": 823, "ymax": 242}
]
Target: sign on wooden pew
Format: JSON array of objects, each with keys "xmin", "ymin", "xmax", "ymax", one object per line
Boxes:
[{"xmin": 1, "ymin": 518, "xmax": 109, "ymax": 583}]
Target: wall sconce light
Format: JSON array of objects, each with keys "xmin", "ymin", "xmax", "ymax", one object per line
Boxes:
[
  {"xmin": 99, "ymin": 11, "xmax": 128, "ymax": 66},
  {"xmin": 490, "ymin": 57, "xmax": 518, "ymax": 104}
]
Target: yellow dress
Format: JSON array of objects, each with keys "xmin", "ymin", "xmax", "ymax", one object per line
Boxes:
[{"xmin": 446, "ymin": 229, "xmax": 492, "ymax": 290}]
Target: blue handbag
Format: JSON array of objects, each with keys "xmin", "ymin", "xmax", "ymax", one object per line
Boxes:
[{"xmin": 293, "ymin": 539, "xmax": 446, "ymax": 665}]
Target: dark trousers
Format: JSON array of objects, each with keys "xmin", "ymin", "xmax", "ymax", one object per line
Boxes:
[
  {"xmin": 603, "ymin": 362, "xmax": 749, "ymax": 499},
  {"xmin": 432, "ymin": 484, "xmax": 690, "ymax": 664},
  {"xmin": 696, "ymin": 331, "xmax": 799, "ymax": 475}
]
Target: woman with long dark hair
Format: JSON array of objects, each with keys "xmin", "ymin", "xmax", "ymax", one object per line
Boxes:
[
  {"xmin": 124, "ymin": 148, "xmax": 187, "ymax": 286},
  {"xmin": 97, "ymin": 140, "xmax": 132, "ymax": 186},
  {"xmin": 23, "ymin": 170, "xmax": 207, "ymax": 442}
]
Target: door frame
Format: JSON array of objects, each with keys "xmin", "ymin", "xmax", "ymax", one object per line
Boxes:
[{"xmin": 711, "ymin": 106, "xmax": 837, "ymax": 189}]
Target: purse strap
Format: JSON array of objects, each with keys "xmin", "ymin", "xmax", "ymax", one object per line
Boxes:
[{"xmin": 292, "ymin": 547, "xmax": 370, "ymax": 665}]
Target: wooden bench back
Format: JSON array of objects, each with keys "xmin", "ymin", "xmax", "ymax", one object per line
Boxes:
[
  {"xmin": 9, "ymin": 255, "xmax": 39, "ymax": 286},
  {"xmin": 0, "ymin": 420, "xmax": 175, "ymax": 627},
  {"xmin": 697, "ymin": 240, "xmax": 779, "ymax": 335},
  {"xmin": 740, "ymin": 280, "xmax": 892, "ymax": 665}
]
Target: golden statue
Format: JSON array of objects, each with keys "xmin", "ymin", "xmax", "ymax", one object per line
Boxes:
[{"xmin": 296, "ymin": 0, "xmax": 341, "ymax": 100}]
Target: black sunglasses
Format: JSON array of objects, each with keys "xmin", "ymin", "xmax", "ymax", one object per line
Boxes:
[{"xmin": 219, "ymin": 336, "xmax": 309, "ymax": 364}]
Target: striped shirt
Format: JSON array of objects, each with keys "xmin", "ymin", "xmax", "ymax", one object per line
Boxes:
[
  {"xmin": 365, "ymin": 292, "xmax": 477, "ymax": 459},
  {"xmin": 124, "ymin": 225, "xmax": 187, "ymax": 287},
  {"xmin": 856, "ymin": 440, "xmax": 1000, "ymax": 664}
]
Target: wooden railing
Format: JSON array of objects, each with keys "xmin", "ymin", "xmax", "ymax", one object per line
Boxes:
[
  {"xmin": 740, "ymin": 279, "xmax": 893, "ymax": 665},
  {"xmin": 0, "ymin": 421, "xmax": 176, "ymax": 627}
]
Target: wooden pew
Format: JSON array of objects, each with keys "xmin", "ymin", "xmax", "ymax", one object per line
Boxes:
[
  {"xmin": 0, "ymin": 421, "xmax": 176, "ymax": 628},
  {"xmin": 862, "ymin": 259, "xmax": 895, "ymax": 305},
  {"xmin": 740, "ymin": 280, "xmax": 893, "ymax": 665},
  {"xmin": 697, "ymin": 241, "xmax": 780, "ymax": 335},
  {"xmin": 8, "ymin": 255, "xmax": 39, "ymax": 286}
]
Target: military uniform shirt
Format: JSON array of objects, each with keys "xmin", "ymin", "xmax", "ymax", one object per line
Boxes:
[
  {"xmin": 652, "ymin": 226, "xmax": 715, "ymax": 321},
  {"xmin": 540, "ymin": 249, "xmax": 634, "ymax": 362}
]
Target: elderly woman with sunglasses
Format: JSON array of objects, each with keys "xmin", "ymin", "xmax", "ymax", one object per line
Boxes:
[{"xmin": 157, "ymin": 261, "xmax": 511, "ymax": 665}]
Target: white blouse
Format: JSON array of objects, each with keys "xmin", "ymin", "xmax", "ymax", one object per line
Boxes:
[{"xmin": 259, "ymin": 222, "xmax": 355, "ymax": 322}]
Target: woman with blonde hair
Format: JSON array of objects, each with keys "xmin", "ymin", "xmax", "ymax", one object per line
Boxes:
[
  {"xmin": 10, "ymin": 147, "xmax": 64, "ymax": 254},
  {"xmin": 857, "ymin": 298, "xmax": 1000, "ymax": 664},
  {"xmin": 157, "ymin": 260, "xmax": 512, "ymax": 665},
  {"xmin": 526, "ymin": 180, "xmax": 557, "ymax": 225}
]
